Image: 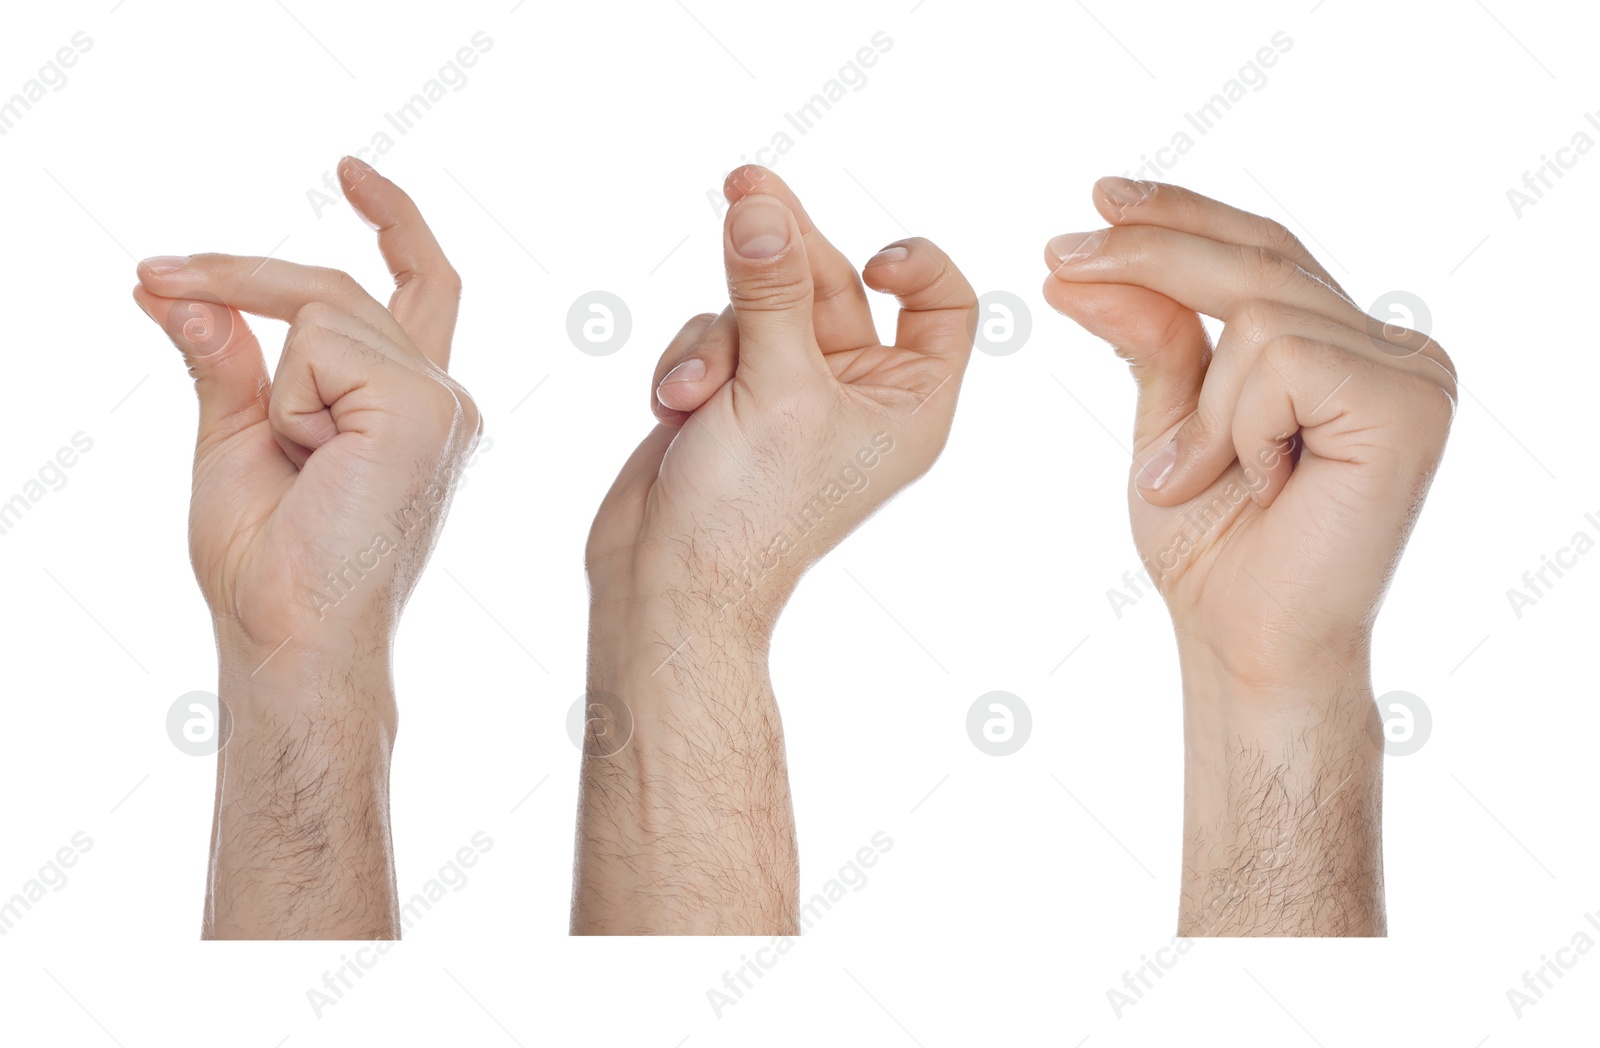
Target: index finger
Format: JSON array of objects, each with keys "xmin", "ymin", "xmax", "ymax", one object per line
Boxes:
[
  {"xmin": 339, "ymin": 156, "xmax": 462, "ymax": 369},
  {"xmin": 1047, "ymin": 223, "xmax": 1363, "ymax": 330},
  {"xmin": 134, "ymin": 251, "xmax": 406, "ymax": 348},
  {"xmin": 1092, "ymin": 178, "xmax": 1350, "ymax": 302}
]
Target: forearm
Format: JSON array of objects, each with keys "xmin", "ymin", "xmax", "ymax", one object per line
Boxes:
[
  {"xmin": 205, "ymin": 645, "xmax": 400, "ymax": 939},
  {"xmin": 573, "ymin": 597, "xmax": 798, "ymax": 935},
  {"xmin": 1177, "ymin": 650, "xmax": 1384, "ymax": 937}
]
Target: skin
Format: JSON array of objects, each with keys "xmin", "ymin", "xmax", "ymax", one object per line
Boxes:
[
  {"xmin": 134, "ymin": 157, "xmax": 479, "ymax": 939},
  {"xmin": 1043, "ymin": 176, "xmax": 1457, "ymax": 936},
  {"xmin": 574, "ymin": 165, "xmax": 978, "ymax": 934}
]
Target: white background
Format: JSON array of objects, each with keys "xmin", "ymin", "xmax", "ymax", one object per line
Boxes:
[{"xmin": 1, "ymin": 0, "xmax": 1594, "ymax": 1043}]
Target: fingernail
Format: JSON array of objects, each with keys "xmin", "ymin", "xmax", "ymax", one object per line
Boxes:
[
  {"xmin": 1048, "ymin": 231, "xmax": 1106, "ymax": 267},
  {"xmin": 346, "ymin": 155, "xmax": 376, "ymax": 174},
  {"xmin": 731, "ymin": 197, "xmax": 791, "ymax": 259},
  {"xmin": 1137, "ymin": 438, "xmax": 1178, "ymax": 492},
  {"xmin": 866, "ymin": 244, "xmax": 910, "ymax": 268},
  {"xmin": 140, "ymin": 255, "xmax": 190, "ymax": 275},
  {"xmin": 661, "ymin": 357, "xmax": 706, "ymax": 387},
  {"xmin": 1098, "ymin": 176, "xmax": 1150, "ymax": 209},
  {"xmin": 657, "ymin": 358, "xmax": 707, "ymax": 409}
]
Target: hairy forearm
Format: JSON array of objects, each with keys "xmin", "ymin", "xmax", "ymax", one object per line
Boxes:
[
  {"xmin": 205, "ymin": 645, "xmax": 400, "ymax": 940},
  {"xmin": 1178, "ymin": 653, "xmax": 1384, "ymax": 937},
  {"xmin": 573, "ymin": 597, "xmax": 798, "ymax": 935}
]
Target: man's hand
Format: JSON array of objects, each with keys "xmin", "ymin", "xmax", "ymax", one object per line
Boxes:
[
  {"xmin": 1043, "ymin": 177, "xmax": 1456, "ymax": 936},
  {"xmin": 134, "ymin": 157, "xmax": 479, "ymax": 939},
  {"xmin": 575, "ymin": 166, "xmax": 977, "ymax": 934}
]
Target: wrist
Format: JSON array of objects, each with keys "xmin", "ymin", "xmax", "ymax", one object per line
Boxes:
[
  {"xmin": 1175, "ymin": 643, "xmax": 1385, "ymax": 936},
  {"xmin": 577, "ymin": 584, "xmax": 794, "ymax": 935},
  {"xmin": 1177, "ymin": 636, "xmax": 1373, "ymax": 728},
  {"xmin": 207, "ymin": 638, "xmax": 399, "ymax": 940},
  {"xmin": 589, "ymin": 523, "xmax": 804, "ymax": 642},
  {"xmin": 589, "ymin": 572, "xmax": 775, "ymax": 663},
  {"xmin": 217, "ymin": 627, "xmax": 397, "ymax": 731},
  {"xmin": 586, "ymin": 591, "xmax": 772, "ymax": 735}
]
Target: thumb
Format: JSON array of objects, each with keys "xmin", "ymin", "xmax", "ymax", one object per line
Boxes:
[
  {"xmin": 723, "ymin": 194, "xmax": 824, "ymax": 391},
  {"xmin": 586, "ymin": 423, "xmax": 677, "ymax": 577},
  {"xmin": 133, "ymin": 278, "xmax": 270, "ymax": 446},
  {"xmin": 1041, "ymin": 242, "xmax": 1210, "ymax": 458}
]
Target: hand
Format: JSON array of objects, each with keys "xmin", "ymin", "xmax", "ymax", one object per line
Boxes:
[
  {"xmin": 134, "ymin": 157, "xmax": 477, "ymax": 938},
  {"xmin": 574, "ymin": 166, "xmax": 976, "ymax": 934},
  {"xmin": 1043, "ymin": 178, "xmax": 1456, "ymax": 935},
  {"xmin": 1044, "ymin": 177, "xmax": 1455, "ymax": 690},
  {"xmin": 587, "ymin": 165, "xmax": 978, "ymax": 634},
  {"xmin": 134, "ymin": 157, "xmax": 479, "ymax": 670}
]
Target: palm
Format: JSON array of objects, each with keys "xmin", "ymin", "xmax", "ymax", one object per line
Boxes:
[
  {"xmin": 1103, "ymin": 281, "xmax": 1395, "ymax": 674},
  {"xmin": 593, "ymin": 336, "xmax": 958, "ymax": 607},
  {"xmin": 1129, "ymin": 457, "xmax": 1382, "ymax": 675},
  {"xmin": 190, "ymin": 420, "xmax": 388, "ymax": 644},
  {"xmin": 826, "ymin": 339, "xmax": 948, "ymax": 402}
]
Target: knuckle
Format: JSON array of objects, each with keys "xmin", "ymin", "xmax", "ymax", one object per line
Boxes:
[
  {"xmin": 1236, "ymin": 244, "xmax": 1295, "ymax": 292},
  {"xmin": 424, "ymin": 379, "xmax": 463, "ymax": 425},
  {"xmin": 728, "ymin": 271, "xmax": 811, "ymax": 313},
  {"xmin": 681, "ymin": 313, "xmax": 724, "ymax": 352},
  {"xmin": 455, "ymin": 386, "xmax": 483, "ymax": 444},
  {"xmin": 900, "ymin": 240, "xmax": 971, "ymax": 306},
  {"xmin": 1259, "ymin": 219, "xmax": 1305, "ymax": 256},
  {"xmin": 1183, "ymin": 402, "xmax": 1226, "ymax": 445},
  {"xmin": 1429, "ymin": 339, "xmax": 1458, "ymax": 383},
  {"xmin": 1258, "ymin": 333, "xmax": 1311, "ymax": 374},
  {"xmin": 316, "ymin": 267, "xmax": 363, "ymax": 300},
  {"xmin": 1227, "ymin": 299, "xmax": 1283, "ymax": 350},
  {"xmin": 1390, "ymin": 377, "xmax": 1456, "ymax": 466},
  {"xmin": 290, "ymin": 300, "xmax": 335, "ymax": 330},
  {"xmin": 436, "ymin": 266, "xmax": 464, "ymax": 299}
]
